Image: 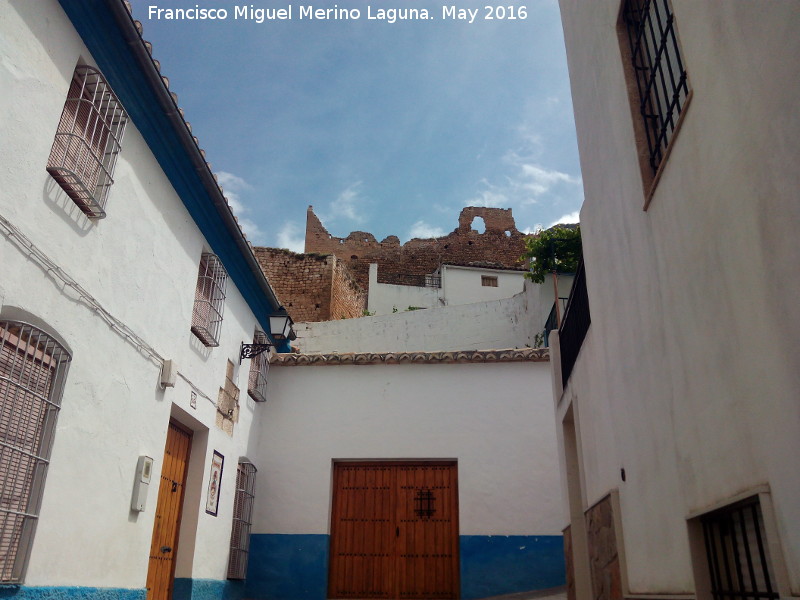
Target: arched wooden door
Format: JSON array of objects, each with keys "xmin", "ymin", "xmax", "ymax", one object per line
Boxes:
[
  {"xmin": 146, "ymin": 421, "xmax": 192, "ymax": 600},
  {"xmin": 329, "ymin": 461, "xmax": 459, "ymax": 599}
]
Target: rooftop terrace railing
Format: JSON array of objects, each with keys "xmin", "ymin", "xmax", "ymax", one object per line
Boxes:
[
  {"xmin": 543, "ymin": 297, "xmax": 570, "ymax": 347},
  {"xmin": 377, "ymin": 272, "xmax": 441, "ymax": 288},
  {"xmin": 559, "ymin": 258, "xmax": 590, "ymax": 388}
]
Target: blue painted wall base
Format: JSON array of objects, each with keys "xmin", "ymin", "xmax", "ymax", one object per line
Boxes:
[
  {"xmin": 244, "ymin": 533, "xmax": 564, "ymax": 600},
  {"xmin": 0, "ymin": 588, "xmax": 145, "ymax": 600},
  {"xmin": 173, "ymin": 579, "xmax": 244, "ymax": 600},
  {"xmin": 459, "ymin": 535, "xmax": 565, "ymax": 600},
  {"xmin": 245, "ymin": 534, "xmax": 329, "ymax": 600}
]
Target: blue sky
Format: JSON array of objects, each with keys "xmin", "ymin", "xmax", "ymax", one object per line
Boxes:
[{"xmin": 128, "ymin": 0, "xmax": 583, "ymax": 251}]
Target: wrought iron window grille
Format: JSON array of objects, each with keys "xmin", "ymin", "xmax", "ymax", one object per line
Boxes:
[
  {"xmin": 414, "ymin": 488, "xmax": 436, "ymax": 520},
  {"xmin": 191, "ymin": 253, "xmax": 228, "ymax": 347},
  {"xmin": 701, "ymin": 497, "xmax": 779, "ymax": 600},
  {"xmin": 0, "ymin": 321, "xmax": 71, "ymax": 583},
  {"xmin": 622, "ymin": 0, "xmax": 690, "ymax": 175},
  {"xmin": 46, "ymin": 65, "xmax": 128, "ymax": 219},
  {"xmin": 227, "ymin": 461, "xmax": 257, "ymax": 580},
  {"xmin": 244, "ymin": 331, "xmax": 270, "ymax": 403}
]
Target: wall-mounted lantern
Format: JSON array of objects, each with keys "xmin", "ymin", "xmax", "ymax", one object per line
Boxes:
[{"xmin": 239, "ymin": 307, "xmax": 294, "ymax": 363}]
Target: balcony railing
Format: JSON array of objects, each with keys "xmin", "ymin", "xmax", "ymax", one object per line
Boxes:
[
  {"xmin": 377, "ymin": 272, "xmax": 441, "ymax": 288},
  {"xmin": 559, "ymin": 258, "xmax": 590, "ymax": 387},
  {"xmin": 543, "ymin": 297, "xmax": 570, "ymax": 347}
]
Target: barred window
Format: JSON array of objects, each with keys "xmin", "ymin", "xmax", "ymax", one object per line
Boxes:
[
  {"xmin": 481, "ymin": 275, "xmax": 498, "ymax": 287},
  {"xmin": 701, "ymin": 497, "xmax": 779, "ymax": 600},
  {"xmin": 227, "ymin": 460, "xmax": 257, "ymax": 580},
  {"xmin": 0, "ymin": 321, "xmax": 71, "ymax": 583},
  {"xmin": 46, "ymin": 65, "xmax": 128, "ymax": 219},
  {"xmin": 191, "ymin": 253, "xmax": 228, "ymax": 347},
  {"xmin": 622, "ymin": 0, "xmax": 690, "ymax": 176},
  {"xmin": 247, "ymin": 330, "xmax": 269, "ymax": 403}
]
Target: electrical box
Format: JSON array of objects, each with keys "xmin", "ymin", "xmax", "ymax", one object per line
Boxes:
[
  {"xmin": 160, "ymin": 359, "xmax": 177, "ymax": 389},
  {"xmin": 131, "ymin": 455, "xmax": 154, "ymax": 512}
]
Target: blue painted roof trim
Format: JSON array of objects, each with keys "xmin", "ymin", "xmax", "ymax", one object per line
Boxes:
[{"xmin": 57, "ymin": 0, "xmax": 289, "ymax": 351}]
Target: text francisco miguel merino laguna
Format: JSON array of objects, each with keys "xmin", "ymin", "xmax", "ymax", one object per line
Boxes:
[{"xmin": 148, "ymin": 4, "xmax": 530, "ymax": 24}]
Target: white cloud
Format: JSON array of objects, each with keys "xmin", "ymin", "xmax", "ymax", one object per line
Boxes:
[
  {"xmin": 549, "ymin": 211, "xmax": 580, "ymax": 227},
  {"xmin": 215, "ymin": 170, "xmax": 266, "ymax": 243},
  {"xmin": 276, "ymin": 221, "xmax": 305, "ymax": 253},
  {"xmin": 468, "ymin": 181, "xmax": 509, "ymax": 208},
  {"xmin": 326, "ymin": 181, "xmax": 367, "ymax": 224},
  {"xmin": 408, "ymin": 220, "xmax": 445, "ymax": 239},
  {"xmin": 216, "ymin": 171, "xmax": 253, "ymax": 213}
]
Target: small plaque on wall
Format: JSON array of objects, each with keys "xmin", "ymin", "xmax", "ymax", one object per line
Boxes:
[{"xmin": 205, "ymin": 450, "xmax": 224, "ymax": 516}]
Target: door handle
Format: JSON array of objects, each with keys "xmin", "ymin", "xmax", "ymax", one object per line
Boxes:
[
  {"xmin": 396, "ymin": 527, "xmax": 399, "ymax": 538},
  {"xmin": 160, "ymin": 546, "xmax": 172, "ymax": 553}
]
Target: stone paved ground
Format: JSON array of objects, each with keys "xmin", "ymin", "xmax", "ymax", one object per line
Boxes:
[{"xmin": 477, "ymin": 586, "xmax": 568, "ymax": 600}]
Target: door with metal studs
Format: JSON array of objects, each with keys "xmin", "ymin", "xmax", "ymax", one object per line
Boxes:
[{"xmin": 328, "ymin": 461, "xmax": 459, "ymax": 600}]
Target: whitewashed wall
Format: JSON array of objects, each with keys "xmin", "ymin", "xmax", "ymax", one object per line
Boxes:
[
  {"xmin": 367, "ymin": 263, "xmax": 528, "ymax": 316},
  {"xmin": 1, "ymin": 0, "xmax": 264, "ymax": 589},
  {"xmin": 254, "ymin": 361, "xmax": 561, "ymax": 536},
  {"xmin": 558, "ymin": 0, "xmax": 800, "ymax": 594},
  {"xmin": 440, "ymin": 265, "xmax": 525, "ymax": 306},
  {"xmin": 296, "ymin": 276, "xmax": 571, "ymax": 354},
  {"xmin": 367, "ymin": 264, "xmax": 442, "ymax": 314}
]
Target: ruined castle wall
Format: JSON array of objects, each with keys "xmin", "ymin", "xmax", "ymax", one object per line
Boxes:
[
  {"xmin": 305, "ymin": 206, "xmax": 529, "ymax": 290},
  {"xmin": 329, "ymin": 256, "xmax": 367, "ymax": 320},
  {"xmin": 254, "ymin": 248, "xmax": 333, "ymax": 323},
  {"xmin": 253, "ymin": 248, "xmax": 366, "ymax": 323}
]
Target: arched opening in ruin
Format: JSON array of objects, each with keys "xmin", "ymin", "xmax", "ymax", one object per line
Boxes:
[{"xmin": 471, "ymin": 216, "xmax": 486, "ymax": 234}]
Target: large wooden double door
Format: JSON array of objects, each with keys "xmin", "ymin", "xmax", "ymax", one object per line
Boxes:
[{"xmin": 329, "ymin": 461, "xmax": 459, "ymax": 599}]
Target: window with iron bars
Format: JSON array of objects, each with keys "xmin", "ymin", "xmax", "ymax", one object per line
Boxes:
[
  {"xmin": 227, "ymin": 460, "xmax": 257, "ymax": 580},
  {"xmin": 191, "ymin": 253, "xmax": 228, "ymax": 347},
  {"xmin": 0, "ymin": 321, "xmax": 71, "ymax": 583},
  {"xmin": 46, "ymin": 65, "xmax": 128, "ymax": 219},
  {"xmin": 700, "ymin": 497, "xmax": 779, "ymax": 600},
  {"xmin": 247, "ymin": 330, "xmax": 269, "ymax": 403},
  {"xmin": 621, "ymin": 0, "xmax": 690, "ymax": 178}
]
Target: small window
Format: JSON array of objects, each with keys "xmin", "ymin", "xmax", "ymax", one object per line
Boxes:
[
  {"xmin": 46, "ymin": 65, "xmax": 128, "ymax": 219},
  {"xmin": 481, "ymin": 275, "xmax": 498, "ymax": 287},
  {"xmin": 191, "ymin": 253, "xmax": 228, "ymax": 347},
  {"xmin": 700, "ymin": 497, "xmax": 779, "ymax": 600},
  {"xmin": 227, "ymin": 460, "xmax": 257, "ymax": 580},
  {"xmin": 0, "ymin": 321, "xmax": 71, "ymax": 583},
  {"xmin": 621, "ymin": 0, "xmax": 690, "ymax": 182},
  {"xmin": 247, "ymin": 330, "xmax": 269, "ymax": 403}
]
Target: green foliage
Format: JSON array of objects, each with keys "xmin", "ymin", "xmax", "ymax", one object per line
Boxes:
[
  {"xmin": 522, "ymin": 225, "xmax": 582, "ymax": 283},
  {"xmin": 362, "ymin": 309, "xmax": 375, "ymax": 317},
  {"xmin": 406, "ymin": 306, "xmax": 423, "ymax": 311}
]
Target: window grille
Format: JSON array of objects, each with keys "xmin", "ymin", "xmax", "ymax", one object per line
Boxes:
[
  {"xmin": 191, "ymin": 253, "xmax": 228, "ymax": 347},
  {"xmin": 247, "ymin": 330, "xmax": 269, "ymax": 403},
  {"xmin": 701, "ymin": 498, "xmax": 779, "ymax": 600},
  {"xmin": 46, "ymin": 65, "xmax": 128, "ymax": 219},
  {"xmin": 481, "ymin": 275, "xmax": 498, "ymax": 287},
  {"xmin": 622, "ymin": 0, "xmax": 689, "ymax": 174},
  {"xmin": 0, "ymin": 321, "xmax": 71, "ymax": 583},
  {"xmin": 227, "ymin": 460, "xmax": 257, "ymax": 580}
]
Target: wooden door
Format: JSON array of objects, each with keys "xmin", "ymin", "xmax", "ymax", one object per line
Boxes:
[
  {"xmin": 329, "ymin": 462, "xmax": 459, "ymax": 600},
  {"xmin": 146, "ymin": 421, "xmax": 192, "ymax": 600}
]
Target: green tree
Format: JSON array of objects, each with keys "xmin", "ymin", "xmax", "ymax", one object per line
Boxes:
[{"xmin": 522, "ymin": 225, "xmax": 582, "ymax": 283}]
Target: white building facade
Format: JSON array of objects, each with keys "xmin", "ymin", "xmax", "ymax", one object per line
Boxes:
[
  {"xmin": 552, "ymin": 2, "xmax": 800, "ymax": 600},
  {"xmin": 1, "ymin": 2, "xmax": 568, "ymax": 600},
  {"xmin": 1, "ymin": 1, "xmax": 285, "ymax": 598},
  {"xmin": 367, "ymin": 263, "xmax": 528, "ymax": 316}
]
